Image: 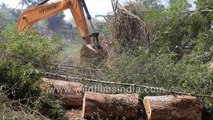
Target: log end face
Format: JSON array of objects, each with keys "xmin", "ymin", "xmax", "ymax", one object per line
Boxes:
[
  {"xmin": 82, "ymin": 92, "xmax": 86, "ymax": 118},
  {"xmin": 143, "ymin": 96, "xmax": 151, "ymax": 120}
]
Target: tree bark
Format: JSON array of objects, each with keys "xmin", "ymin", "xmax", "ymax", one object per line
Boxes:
[
  {"xmin": 82, "ymin": 92, "xmax": 139, "ymax": 119},
  {"xmin": 65, "ymin": 110, "xmax": 82, "ymax": 120},
  {"xmin": 41, "ymin": 78, "xmax": 83, "ymax": 107},
  {"xmin": 143, "ymin": 95, "xmax": 203, "ymax": 120}
]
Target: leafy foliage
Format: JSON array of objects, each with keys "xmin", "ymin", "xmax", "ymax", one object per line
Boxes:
[
  {"xmin": 0, "ymin": 27, "xmax": 66, "ymax": 119},
  {"xmin": 0, "ymin": 0, "xmax": 213, "ymax": 119},
  {"xmin": 104, "ymin": 0, "xmax": 213, "ymax": 119},
  {"xmin": 0, "ymin": 3, "xmax": 20, "ymax": 27},
  {"xmin": 197, "ymin": 0, "xmax": 213, "ymax": 9}
]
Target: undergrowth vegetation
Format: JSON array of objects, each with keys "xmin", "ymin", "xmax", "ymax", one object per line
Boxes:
[
  {"xmin": 0, "ymin": 0, "xmax": 213, "ymax": 120},
  {"xmin": 0, "ymin": 26, "xmax": 77, "ymax": 119},
  {"xmin": 102, "ymin": 0, "xmax": 213, "ymax": 119}
]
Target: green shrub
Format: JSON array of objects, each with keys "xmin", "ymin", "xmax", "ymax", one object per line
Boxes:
[
  {"xmin": 106, "ymin": 52, "xmax": 212, "ymax": 119},
  {"xmin": 0, "ymin": 27, "xmax": 66, "ymax": 119}
]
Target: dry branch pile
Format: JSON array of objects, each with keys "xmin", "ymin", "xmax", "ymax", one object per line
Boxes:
[{"xmin": 113, "ymin": 3, "xmax": 149, "ymax": 51}]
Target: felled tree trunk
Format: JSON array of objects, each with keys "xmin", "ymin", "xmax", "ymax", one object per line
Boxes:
[
  {"xmin": 65, "ymin": 110, "xmax": 82, "ymax": 120},
  {"xmin": 82, "ymin": 92, "xmax": 139, "ymax": 119},
  {"xmin": 41, "ymin": 78, "xmax": 83, "ymax": 107},
  {"xmin": 143, "ymin": 95, "xmax": 203, "ymax": 120}
]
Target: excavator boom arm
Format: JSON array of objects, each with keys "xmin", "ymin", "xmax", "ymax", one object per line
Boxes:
[
  {"xmin": 17, "ymin": 0, "xmax": 94, "ymax": 46},
  {"xmin": 17, "ymin": 0, "xmax": 68, "ymax": 31}
]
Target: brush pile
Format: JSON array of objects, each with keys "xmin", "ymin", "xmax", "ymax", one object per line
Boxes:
[{"xmin": 113, "ymin": 3, "xmax": 149, "ymax": 51}]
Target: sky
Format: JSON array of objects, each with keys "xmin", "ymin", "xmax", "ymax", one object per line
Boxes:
[
  {"xmin": 0, "ymin": 0, "xmax": 113, "ymax": 20},
  {"xmin": 0, "ymin": 0, "xmax": 196, "ymax": 21}
]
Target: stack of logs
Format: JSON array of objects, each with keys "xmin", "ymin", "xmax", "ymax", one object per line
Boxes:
[{"xmin": 41, "ymin": 78, "xmax": 203, "ymax": 120}]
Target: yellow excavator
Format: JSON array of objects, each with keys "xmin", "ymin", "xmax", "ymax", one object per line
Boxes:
[{"xmin": 17, "ymin": 0, "xmax": 101, "ymax": 51}]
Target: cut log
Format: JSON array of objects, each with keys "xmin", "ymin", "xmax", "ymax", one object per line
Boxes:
[
  {"xmin": 143, "ymin": 95, "xmax": 203, "ymax": 120},
  {"xmin": 40, "ymin": 78, "xmax": 84, "ymax": 107},
  {"xmin": 65, "ymin": 110, "xmax": 83, "ymax": 120},
  {"xmin": 82, "ymin": 92, "xmax": 139, "ymax": 119}
]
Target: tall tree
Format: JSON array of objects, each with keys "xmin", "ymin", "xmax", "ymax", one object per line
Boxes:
[
  {"xmin": 169, "ymin": 0, "xmax": 190, "ymax": 13},
  {"xmin": 137, "ymin": 0, "xmax": 165, "ymax": 11},
  {"xmin": 18, "ymin": 0, "xmax": 42, "ymax": 7},
  {"xmin": 196, "ymin": 0, "xmax": 213, "ymax": 9},
  {"xmin": 135, "ymin": 0, "xmax": 166, "ymax": 24},
  {"xmin": 0, "ymin": 3, "xmax": 16, "ymax": 26},
  {"xmin": 47, "ymin": 13, "xmax": 65, "ymax": 32}
]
